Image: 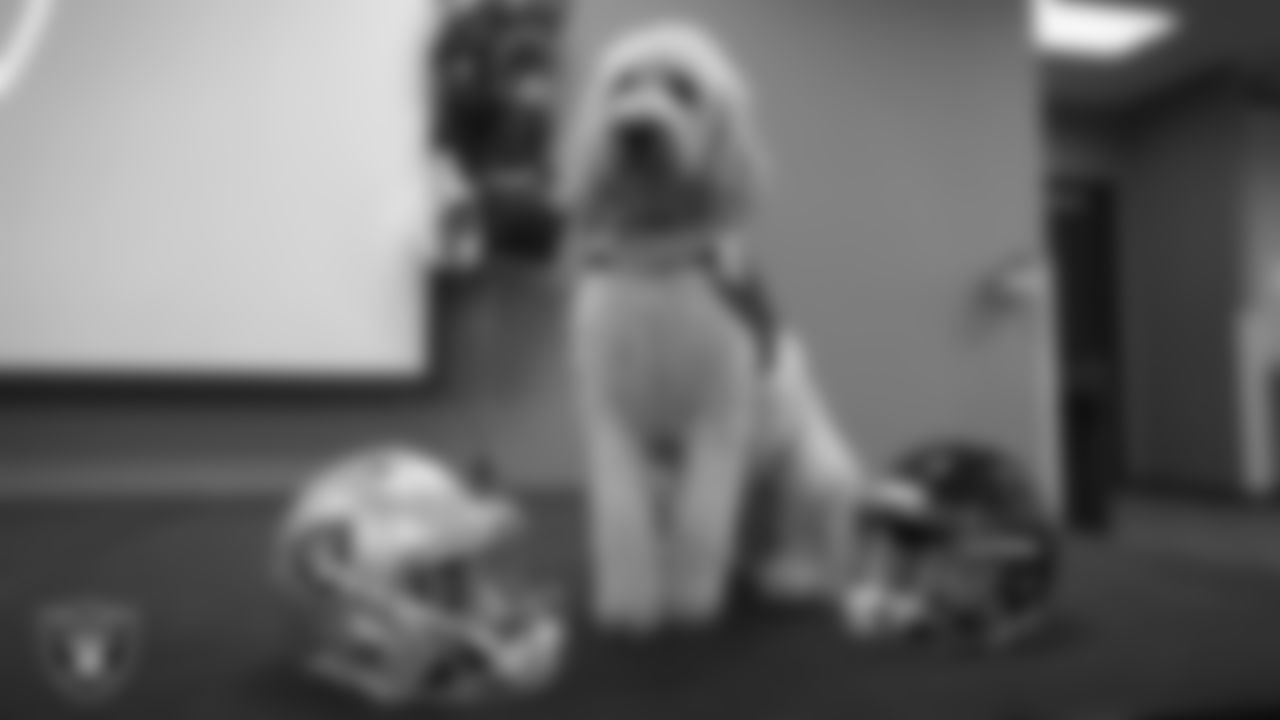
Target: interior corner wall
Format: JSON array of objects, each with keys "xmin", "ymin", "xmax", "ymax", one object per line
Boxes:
[
  {"xmin": 1242, "ymin": 104, "xmax": 1280, "ymax": 306},
  {"xmin": 0, "ymin": 0, "xmax": 1046, "ymax": 502},
  {"xmin": 1118, "ymin": 87, "xmax": 1248, "ymax": 494},
  {"xmin": 1237, "ymin": 101, "xmax": 1280, "ymax": 498}
]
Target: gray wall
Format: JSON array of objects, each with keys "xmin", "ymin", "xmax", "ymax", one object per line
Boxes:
[
  {"xmin": 0, "ymin": 0, "xmax": 1048, "ymax": 503},
  {"xmin": 1118, "ymin": 85, "xmax": 1248, "ymax": 493}
]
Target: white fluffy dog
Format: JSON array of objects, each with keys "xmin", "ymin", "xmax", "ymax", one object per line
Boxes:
[{"xmin": 561, "ymin": 20, "xmax": 889, "ymax": 633}]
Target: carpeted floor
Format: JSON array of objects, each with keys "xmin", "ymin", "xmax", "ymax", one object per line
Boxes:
[
  {"xmin": 1117, "ymin": 496, "xmax": 1280, "ymax": 576},
  {"xmin": 3, "ymin": 494, "xmax": 1280, "ymax": 720}
]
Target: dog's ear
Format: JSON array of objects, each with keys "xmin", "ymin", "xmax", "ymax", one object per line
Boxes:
[
  {"xmin": 552, "ymin": 66, "xmax": 601, "ymax": 211},
  {"xmin": 709, "ymin": 85, "xmax": 768, "ymax": 226},
  {"xmin": 552, "ymin": 103, "xmax": 591, "ymax": 219},
  {"xmin": 554, "ymin": 72, "xmax": 610, "ymax": 227}
]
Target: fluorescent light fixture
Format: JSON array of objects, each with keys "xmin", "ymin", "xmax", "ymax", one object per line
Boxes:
[
  {"xmin": 1032, "ymin": 0, "xmax": 1179, "ymax": 62},
  {"xmin": 0, "ymin": 0, "xmax": 59, "ymax": 102}
]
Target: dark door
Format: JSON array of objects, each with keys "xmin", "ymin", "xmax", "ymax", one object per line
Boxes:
[{"xmin": 1050, "ymin": 177, "xmax": 1125, "ymax": 533}]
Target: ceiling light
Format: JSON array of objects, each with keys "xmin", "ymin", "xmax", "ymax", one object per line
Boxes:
[
  {"xmin": 1032, "ymin": 0, "xmax": 1179, "ymax": 62},
  {"xmin": 0, "ymin": 0, "xmax": 59, "ymax": 102}
]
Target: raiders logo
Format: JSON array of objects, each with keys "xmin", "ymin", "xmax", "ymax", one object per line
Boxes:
[{"xmin": 36, "ymin": 598, "xmax": 142, "ymax": 706}]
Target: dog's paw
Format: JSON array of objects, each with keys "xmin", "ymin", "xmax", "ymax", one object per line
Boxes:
[
  {"xmin": 592, "ymin": 589, "xmax": 665, "ymax": 636},
  {"xmin": 839, "ymin": 583, "xmax": 927, "ymax": 640},
  {"xmin": 593, "ymin": 607, "xmax": 664, "ymax": 636},
  {"xmin": 664, "ymin": 566, "xmax": 732, "ymax": 628},
  {"xmin": 667, "ymin": 597, "xmax": 720, "ymax": 628},
  {"xmin": 757, "ymin": 553, "xmax": 827, "ymax": 601},
  {"xmin": 590, "ymin": 560, "xmax": 665, "ymax": 633}
]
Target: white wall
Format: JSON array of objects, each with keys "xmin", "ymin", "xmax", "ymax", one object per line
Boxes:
[{"xmin": 0, "ymin": 0, "xmax": 437, "ymax": 378}]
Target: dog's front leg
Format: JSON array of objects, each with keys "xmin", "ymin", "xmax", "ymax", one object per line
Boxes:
[
  {"xmin": 666, "ymin": 374, "xmax": 757, "ymax": 626},
  {"xmin": 582, "ymin": 414, "xmax": 666, "ymax": 634}
]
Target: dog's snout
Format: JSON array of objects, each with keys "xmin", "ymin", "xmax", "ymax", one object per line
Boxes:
[{"xmin": 614, "ymin": 117, "xmax": 664, "ymax": 159}]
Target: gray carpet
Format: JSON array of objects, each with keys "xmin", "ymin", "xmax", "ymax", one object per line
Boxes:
[{"xmin": 1, "ymin": 495, "xmax": 1280, "ymax": 720}]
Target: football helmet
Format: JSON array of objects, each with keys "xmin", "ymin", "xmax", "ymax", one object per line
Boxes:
[{"xmin": 273, "ymin": 447, "xmax": 565, "ymax": 705}]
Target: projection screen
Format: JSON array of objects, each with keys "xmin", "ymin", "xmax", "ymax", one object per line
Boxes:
[{"xmin": 0, "ymin": 0, "xmax": 440, "ymax": 378}]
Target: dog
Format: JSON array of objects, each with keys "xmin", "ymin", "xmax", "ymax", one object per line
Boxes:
[{"xmin": 560, "ymin": 20, "xmax": 893, "ymax": 633}]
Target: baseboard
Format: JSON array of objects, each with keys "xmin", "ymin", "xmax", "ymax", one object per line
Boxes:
[
  {"xmin": 0, "ymin": 459, "xmax": 577, "ymax": 500},
  {"xmin": 1123, "ymin": 474, "xmax": 1275, "ymax": 507}
]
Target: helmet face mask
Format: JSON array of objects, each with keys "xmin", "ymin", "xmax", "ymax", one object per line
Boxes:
[
  {"xmin": 850, "ymin": 441, "xmax": 1058, "ymax": 647},
  {"xmin": 330, "ymin": 508, "xmax": 524, "ymax": 702},
  {"xmin": 402, "ymin": 555, "xmax": 487, "ymax": 618}
]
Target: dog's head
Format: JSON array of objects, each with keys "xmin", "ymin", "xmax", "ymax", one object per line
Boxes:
[{"xmin": 560, "ymin": 20, "xmax": 766, "ymax": 235}]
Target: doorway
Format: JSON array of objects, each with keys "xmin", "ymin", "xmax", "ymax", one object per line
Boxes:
[{"xmin": 1049, "ymin": 176, "xmax": 1126, "ymax": 533}]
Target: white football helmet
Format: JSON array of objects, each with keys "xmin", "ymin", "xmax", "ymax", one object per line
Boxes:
[{"xmin": 273, "ymin": 446, "xmax": 564, "ymax": 706}]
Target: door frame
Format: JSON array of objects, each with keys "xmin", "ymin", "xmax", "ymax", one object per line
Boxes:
[{"xmin": 1048, "ymin": 176, "xmax": 1124, "ymax": 532}]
